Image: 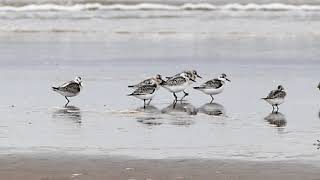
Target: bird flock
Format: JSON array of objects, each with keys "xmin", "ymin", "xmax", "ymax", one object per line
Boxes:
[
  {"xmin": 51, "ymin": 70, "xmax": 287, "ymax": 113},
  {"xmin": 127, "ymin": 70, "xmax": 287, "ymax": 112}
]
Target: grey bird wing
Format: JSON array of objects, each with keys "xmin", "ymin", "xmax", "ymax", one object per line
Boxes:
[
  {"xmin": 166, "ymin": 73, "xmax": 182, "ymax": 79},
  {"xmin": 129, "ymin": 78, "xmax": 156, "ymax": 88},
  {"xmin": 163, "ymin": 76, "xmax": 187, "ymax": 86},
  {"xmin": 131, "ymin": 85, "xmax": 156, "ymax": 95},
  {"xmin": 184, "ymin": 71, "xmax": 193, "ymax": 79},
  {"xmin": 166, "ymin": 71, "xmax": 190, "ymax": 79},
  {"xmin": 137, "ymin": 78, "xmax": 154, "ymax": 86},
  {"xmin": 60, "ymin": 80, "xmax": 75, "ymax": 87},
  {"xmin": 198, "ymin": 79, "xmax": 223, "ymax": 89},
  {"xmin": 265, "ymin": 90, "xmax": 286, "ymax": 99},
  {"xmin": 58, "ymin": 81, "xmax": 81, "ymax": 93}
]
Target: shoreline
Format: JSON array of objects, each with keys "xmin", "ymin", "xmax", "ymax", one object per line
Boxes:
[{"xmin": 1, "ymin": 153, "xmax": 320, "ymax": 180}]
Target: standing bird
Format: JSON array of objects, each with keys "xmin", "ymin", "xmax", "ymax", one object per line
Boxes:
[
  {"xmin": 52, "ymin": 77, "xmax": 83, "ymax": 107},
  {"xmin": 262, "ymin": 85, "xmax": 287, "ymax": 112},
  {"xmin": 161, "ymin": 72, "xmax": 193, "ymax": 105},
  {"xmin": 128, "ymin": 74, "xmax": 163, "ymax": 89},
  {"xmin": 166, "ymin": 70, "xmax": 202, "ymax": 83},
  {"xmin": 187, "ymin": 70, "xmax": 202, "ymax": 84},
  {"xmin": 317, "ymin": 82, "xmax": 320, "ymax": 90},
  {"xmin": 193, "ymin": 73, "xmax": 230, "ymax": 103},
  {"xmin": 128, "ymin": 84, "xmax": 159, "ymax": 108}
]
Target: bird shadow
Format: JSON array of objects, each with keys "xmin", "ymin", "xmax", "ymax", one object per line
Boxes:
[
  {"xmin": 161, "ymin": 103, "xmax": 198, "ymax": 115},
  {"xmin": 52, "ymin": 105, "xmax": 82, "ymax": 124},
  {"xmin": 161, "ymin": 103, "xmax": 197, "ymax": 126},
  {"xmin": 136, "ymin": 116, "xmax": 163, "ymax": 126},
  {"xmin": 135, "ymin": 106, "xmax": 163, "ymax": 127},
  {"xmin": 264, "ymin": 111, "xmax": 287, "ymax": 127},
  {"xmin": 135, "ymin": 105, "xmax": 160, "ymax": 114},
  {"xmin": 198, "ymin": 102, "xmax": 226, "ymax": 116}
]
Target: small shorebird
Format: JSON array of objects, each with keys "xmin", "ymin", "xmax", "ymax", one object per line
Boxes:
[
  {"xmin": 128, "ymin": 84, "xmax": 159, "ymax": 108},
  {"xmin": 128, "ymin": 74, "xmax": 163, "ymax": 89},
  {"xmin": 161, "ymin": 72, "xmax": 193, "ymax": 105},
  {"xmin": 166, "ymin": 70, "xmax": 201, "ymax": 84},
  {"xmin": 193, "ymin": 73, "xmax": 230, "ymax": 103},
  {"xmin": 318, "ymin": 82, "xmax": 320, "ymax": 90},
  {"xmin": 187, "ymin": 70, "xmax": 202, "ymax": 84},
  {"xmin": 262, "ymin": 85, "xmax": 287, "ymax": 112},
  {"xmin": 52, "ymin": 76, "xmax": 83, "ymax": 106}
]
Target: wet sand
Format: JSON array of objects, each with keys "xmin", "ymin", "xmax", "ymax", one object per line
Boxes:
[
  {"xmin": 1, "ymin": 57, "xmax": 320, "ymax": 160},
  {"xmin": 1, "ymin": 153, "xmax": 320, "ymax": 180}
]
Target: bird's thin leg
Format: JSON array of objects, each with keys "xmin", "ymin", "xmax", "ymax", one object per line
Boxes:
[
  {"xmin": 173, "ymin": 93, "xmax": 178, "ymax": 102},
  {"xmin": 173, "ymin": 93, "xmax": 178, "ymax": 109},
  {"xmin": 147, "ymin": 99, "xmax": 152, "ymax": 105},
  {"xmin": 65, "ymin": 96, "xmax": 70, "ymax": 107},
  {"xmin": 143, "ymin": 100, "xmax": 146, "ymax": 109},
  {"xmin": 276, "ymin": 105, "xmax": 279, "ymax": 113},
  {"xmin": 180, "ymin": 91, "xmax": 189, "ymax": 101},
  {"xmin": 65, "ymin": 96, "xmax": 70, "ymax": 102},
  {"xmin": 210, "ymin": 95, "xmax": 214, "ymax": 103},
  {"xmin": 173, "ymin": 100, "xmax": 177, "ymax": 109},
  {"xmin": 272, "ymin": 105, "xmax": 275, "ymax": 112}
]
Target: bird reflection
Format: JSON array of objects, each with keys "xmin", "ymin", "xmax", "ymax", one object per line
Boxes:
[
  {"xmin": 136, "ymin": 105, "xmax": 160, "ymax": 114},
  {"xmin": 135, "ymin": 106, "xmax": 162, "ymax": 126},
  {"xmin": 161, "ymin": 103, "xmax": 196, "ymax": 126},
  {"xmin": 136, "ymin": 116, "xmax": 163, "ymax": 126},
  {"xmin": 161, "ymin": 103, "xmax": 197, "ymax": 115},
  {"xmin": 198, "ymin": 103, "xmax": 226, "ymax": 116},
  {"xmin": 52, "ymin": 106, "xmax": 81, "ymax": 124},
  {"xmin": 264, "ymin": 112, "xmax": 287, "ymax": 127}
]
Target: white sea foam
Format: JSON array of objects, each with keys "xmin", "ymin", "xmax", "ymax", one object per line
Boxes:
[{"xmin": 1, "ymin": 3, "xmax": 320, "ymax": 12}]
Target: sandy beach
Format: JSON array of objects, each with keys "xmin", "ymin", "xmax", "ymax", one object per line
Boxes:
[{"xmin": 1, "ymin": 153, "xmax": 320, "ymax": 180}]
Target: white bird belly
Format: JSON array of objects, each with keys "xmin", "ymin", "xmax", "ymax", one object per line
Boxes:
[
  {"xmin": 265, "ymin": 98, "xmax": 284, "ymax": 105},
  {"xmin": 201, "ymin": 86, "xmax": 224, "ymax": 95},
  {"xmin": 135, "ymin": 93, "xmax": 155, "ymax": 100},
  {"xmin": 56, "ymin": 90, "xmax": 79, "ymax": 97},
  {"xmin": 163, "ymin": 83, "xmax": 189, "ymax": 93}
]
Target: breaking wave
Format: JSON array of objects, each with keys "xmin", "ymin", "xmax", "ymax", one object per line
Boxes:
[{"xmin": 1, "ymin": 3, "xmax": 320, "ymax": 12}]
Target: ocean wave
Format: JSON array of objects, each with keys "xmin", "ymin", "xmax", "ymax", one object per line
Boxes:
[{"xmin": 1, "ymin": 3, "xmax": 320, "ymax": 12}]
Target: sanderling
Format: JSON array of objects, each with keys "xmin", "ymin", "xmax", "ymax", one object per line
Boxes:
[
  {"xmin": 166, "ymin": 70, "xmax": 201, "ymax": 83},
  {"xmin": 313, "ymin": 140, "xmax": 320, "ymax": 149},
  {"xmin": 187, "ymin": 70, "xmax": 202, "ymax": 84},
  {"xmin": 262, "ymin": 85, "xmax": 287, "ymax": 112},
  {"xmin": 193, "ymin": 73, "xmax": 230, "ymax": 103},
  {"xmin": 128, "ymin": 74, "xmax": 163, "ymax": 89},
  {"xmin": 128, "ymin": 84, "xmax": 159, "ymax": 108},
  {"xmin": 161, "ymin": 72, "xmax": 193, "ymax": 105},
  {"xmin": 52, "ymin": 76, "xmax": 82, "ymax": 106},
  {"xmin": 318, "ymin": 82, "xmax": 320, "ymax": 90}
]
